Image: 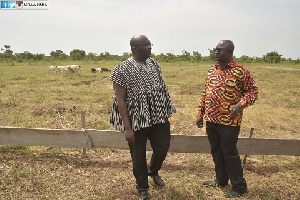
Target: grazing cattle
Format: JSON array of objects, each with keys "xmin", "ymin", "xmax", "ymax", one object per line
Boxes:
[
  {"xmin": 54, "ymin": 65, "xmax": 81, "ymax": 73},
  {"xmin": 101, "ymin": 68, "xmax": 111, "ymax": 72},
  {"xmin": 91, "ymin": 68, "xmax": 100, "ymax": 73},
  {"xmin": 56, "ymin": 66, "xmax": 70, "ymax": 73},
  {"xmin": 91, "ymin": 68, "xmax": 111, "ymax": 73},
  {"xmin": 69, "ymin": 65, "xmax": 81, "ymax": 72},
  {"xmin": 49, "ymin": 66, "xmax": 57, "ymax": 72}
]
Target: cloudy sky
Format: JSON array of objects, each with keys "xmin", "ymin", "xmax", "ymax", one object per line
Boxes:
[{"xmin": 0, "ymin": 0, "xmax": 299, "ymax": 59}]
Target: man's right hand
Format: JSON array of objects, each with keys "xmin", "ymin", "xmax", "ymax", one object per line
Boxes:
[
  {"xmin": 125, "ymin": 129, "xmax": 135, "ymax": 145},
  {"xmin": 196, "ymin": 117, "xmax": 203, "ymax": 128}
]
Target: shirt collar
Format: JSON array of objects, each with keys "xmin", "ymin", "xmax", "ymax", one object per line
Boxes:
[
  {"xmin": 130, "ymin": 57, "xmax": 150, "ymax": 65},
  {"xmin": 215, "ymin": 59, "xmax": 236, "ymax": 70}
]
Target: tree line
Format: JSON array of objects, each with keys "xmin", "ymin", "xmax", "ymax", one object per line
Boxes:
[{"xmin": 1, "ymin": 45, "xmax": 299, "ymax": 64}]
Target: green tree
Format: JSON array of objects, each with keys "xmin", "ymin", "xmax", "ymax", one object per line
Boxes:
[
  {"xmin": 87, "ymin": 52, "xmax": 98, "ymax": 61},
  {"xmin": 121, "ymin": 52, "xmax": 131, "ymax": 61},
  {"xmin": 50, "ymin": 50, "xmax": 68, "ymax": 60},
  {"xmin": 239, "ymin": 55, "xmax": 254, "ymax": 63},
  {"xmin": 33, "ymin": 53, "xmax": 45, "ymax": 61},
  {"xmin": 3, "ymin": 45, "xmax": 13, "ymax": 58},
  {"xmin": 263, "ymin": 51, "xmax": 282, "ymax": 63},
  {"xmin": 15, "ymin": 51, "xmax": 34, "ymax": 60},
  {"xmin": 192, "ymin": 51, "xmax": 202, "ymax": 62},
  {"xmin": 155, "ymin": 53, "xmax": 168, "ymax": 62},
  {"xmin": 70, "ymin": 49, "xmax": 86, "ymax": 60},
  {"xmin": 208, "ymin": 48, "xmax": 215, "ymax": 61},
  {"xmin": 99, "ymin": 51, "xmax": 114, "ymax": 61},
  {"xmin": 14, "ymin": 51, "xmax": 45, "ymax": 62},
  {"xmin": 166, "ymin": 53, "xmax": 177, "ymax": 62},
  {"xmin": 180, "ymin": 50, "xmax": 191, "ymax": 61}
]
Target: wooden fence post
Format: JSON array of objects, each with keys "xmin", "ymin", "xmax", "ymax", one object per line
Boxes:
[
  {"xmin": 81, "ymin": 111, "xmax": 87, "ymax": 157},
  {"xmin": 243, "ymin": 127, "xmax": 255, "ymax": 164}
]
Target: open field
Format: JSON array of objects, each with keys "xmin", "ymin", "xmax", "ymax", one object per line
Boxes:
[{"xmin": 0, "ymin": 61, "xmax": 299, "ymax": 199}]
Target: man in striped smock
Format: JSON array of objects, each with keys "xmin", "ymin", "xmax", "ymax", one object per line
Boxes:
[
  {"xmin": 196, "ymin": 40, "xmax": 258, "ymax": 198},
  {"xmin": 110, "ymin": 35, "xmax": 176, "ymax": 200}
]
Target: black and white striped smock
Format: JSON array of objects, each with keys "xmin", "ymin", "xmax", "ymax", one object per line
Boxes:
[{"xmin": 110, "ymin": 57, "xmax": 176, "ymax": 132}]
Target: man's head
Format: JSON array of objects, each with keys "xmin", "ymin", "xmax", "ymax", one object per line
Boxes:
[
  {"xmin": 130, "ymin": 35, "xmax": 152, "ymax": 62},
  {"xmin": 214, "ymin": 40, "xmax": 234, "ymax": 63}
]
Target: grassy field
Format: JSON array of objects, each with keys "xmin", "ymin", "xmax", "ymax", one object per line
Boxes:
[{"xmin": 0, "ymin": 61, "xmax": 299, "ymax": 199}]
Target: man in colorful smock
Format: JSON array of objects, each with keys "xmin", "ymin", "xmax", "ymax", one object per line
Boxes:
[
  {"xmin": 196, "ymin": 40, "xmax": 258, "ymax": 198},
  {"xmin": 110, "ymin": 35, "xmax": 176, "ymax": 200}
]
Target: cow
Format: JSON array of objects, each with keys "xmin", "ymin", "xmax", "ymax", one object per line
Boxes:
[{"xmin": 91, "ymin": 68, "xmax": 111, "ymax": 73}]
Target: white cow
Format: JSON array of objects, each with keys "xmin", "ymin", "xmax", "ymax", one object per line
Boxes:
[
  {"xmin": 49, "ymin": 66, "xmax": 57, "ymax": 72},
  {"xmin": 69, "ymin": 65, "xmax": 81, "ymax": 72},
  {"xmin": 53, "ymin": 65, "xmax": 81, "ymax": 73},
  {"xmin": 57, "ymin": 66, "xmax": 70, "ymax": 73}
]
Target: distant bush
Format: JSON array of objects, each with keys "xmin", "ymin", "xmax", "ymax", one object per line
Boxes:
[{"xmin": 0, "ymin": 45, "xmax": 299, "ymax": 63}]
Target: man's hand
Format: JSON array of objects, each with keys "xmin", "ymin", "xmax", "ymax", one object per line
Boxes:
[
  {"xmin": 228, "ymin": 102, "xmax": 242, "ymax": 121},
  {"xmin": 196, "ymin": 117, "xmax": 203, "ymax": 128},
  {"xmin": 125, "ymin": 129, "xmax": 135, "ymax": 145}
]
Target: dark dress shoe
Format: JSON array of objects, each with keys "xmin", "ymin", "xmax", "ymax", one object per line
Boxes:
[
  {"xmin": 151, "ymin": 175, "xmax": 165, "ymax": 186},
  {"xmin": 139, "ymin": 191, "xmax": 149, "ymax": 200},
  {"xmin": 203, "ymin": 180, "xmax": 227, "ymax": 187},
  {"xmin": 225, "ymin": 189, "xmax": 247, "ymax": 198}
]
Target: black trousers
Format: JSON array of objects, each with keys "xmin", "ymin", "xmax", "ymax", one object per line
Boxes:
[
  {"xmin": 206, "ymin": 122, "xmax": 247, "ymax": 192},
  {"xmin": 128, "ymin": 121, "xmax": 170, "ymax": 190}
]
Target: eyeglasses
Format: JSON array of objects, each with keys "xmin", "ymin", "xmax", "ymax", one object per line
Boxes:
[
  {"xmin": 213, "ymin": 48, "xmax": 232, "ymax": 54},
  {"xmin": 135, "ymin": 43, "xmax": 153, "ymax": 48}
]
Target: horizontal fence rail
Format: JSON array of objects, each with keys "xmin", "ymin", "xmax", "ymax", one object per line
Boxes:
[{"xmin": 0, "ymin": 127, "xmax": 299, "ymax": 156}]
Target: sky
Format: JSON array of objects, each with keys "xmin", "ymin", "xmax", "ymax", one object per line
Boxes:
[{"xmin": 0, "ymin": 0, "xmax": 300, "ymax": 59}]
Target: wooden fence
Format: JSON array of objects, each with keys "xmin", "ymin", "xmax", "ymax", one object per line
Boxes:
[{"xmin": 0, "ymin": 126, "xmax": 299, "ymax": 156}]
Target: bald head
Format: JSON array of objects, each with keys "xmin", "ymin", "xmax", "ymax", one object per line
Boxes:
[
  {"xmin": 130, "ymin": 35, "xmax": 150, "ymax": 47},
  {"xmin": 214, "ymin": 40, "xmax": 235, "ymax": 67},
  {"xmin": 130, "ymin": 35, "xmax": 152, "ymax": 62},
  {"xmin": 218, "ymin": 40, "xmax": 235, "ymax": 52}
]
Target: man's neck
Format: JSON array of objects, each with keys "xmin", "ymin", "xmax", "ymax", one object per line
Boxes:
[
  {"xmin": 219, "ymin": 58, "xmax": 232, "ymax": 69},
  {"xmin": 132, "ymin": 55, "xmax": 146, "ymax": 65}
]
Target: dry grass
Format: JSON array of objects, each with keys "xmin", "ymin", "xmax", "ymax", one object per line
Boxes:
[{"xmin": 0, "ymin": 61, "xmax": 299, "ymax": 199}]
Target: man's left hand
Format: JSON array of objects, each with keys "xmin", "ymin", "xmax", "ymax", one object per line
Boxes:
[{"xmin": 228, "ymin": 102, "xmax": 242, "ymax": 120}]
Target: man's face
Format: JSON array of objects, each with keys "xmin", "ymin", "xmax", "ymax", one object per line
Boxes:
[
  {"xmin": 133, "ymin": 37, "xmax": 152, "ymax": 60},
  {"xmin": 214, "ymin": 41, "xmax": 232, "ymax": 62}
]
